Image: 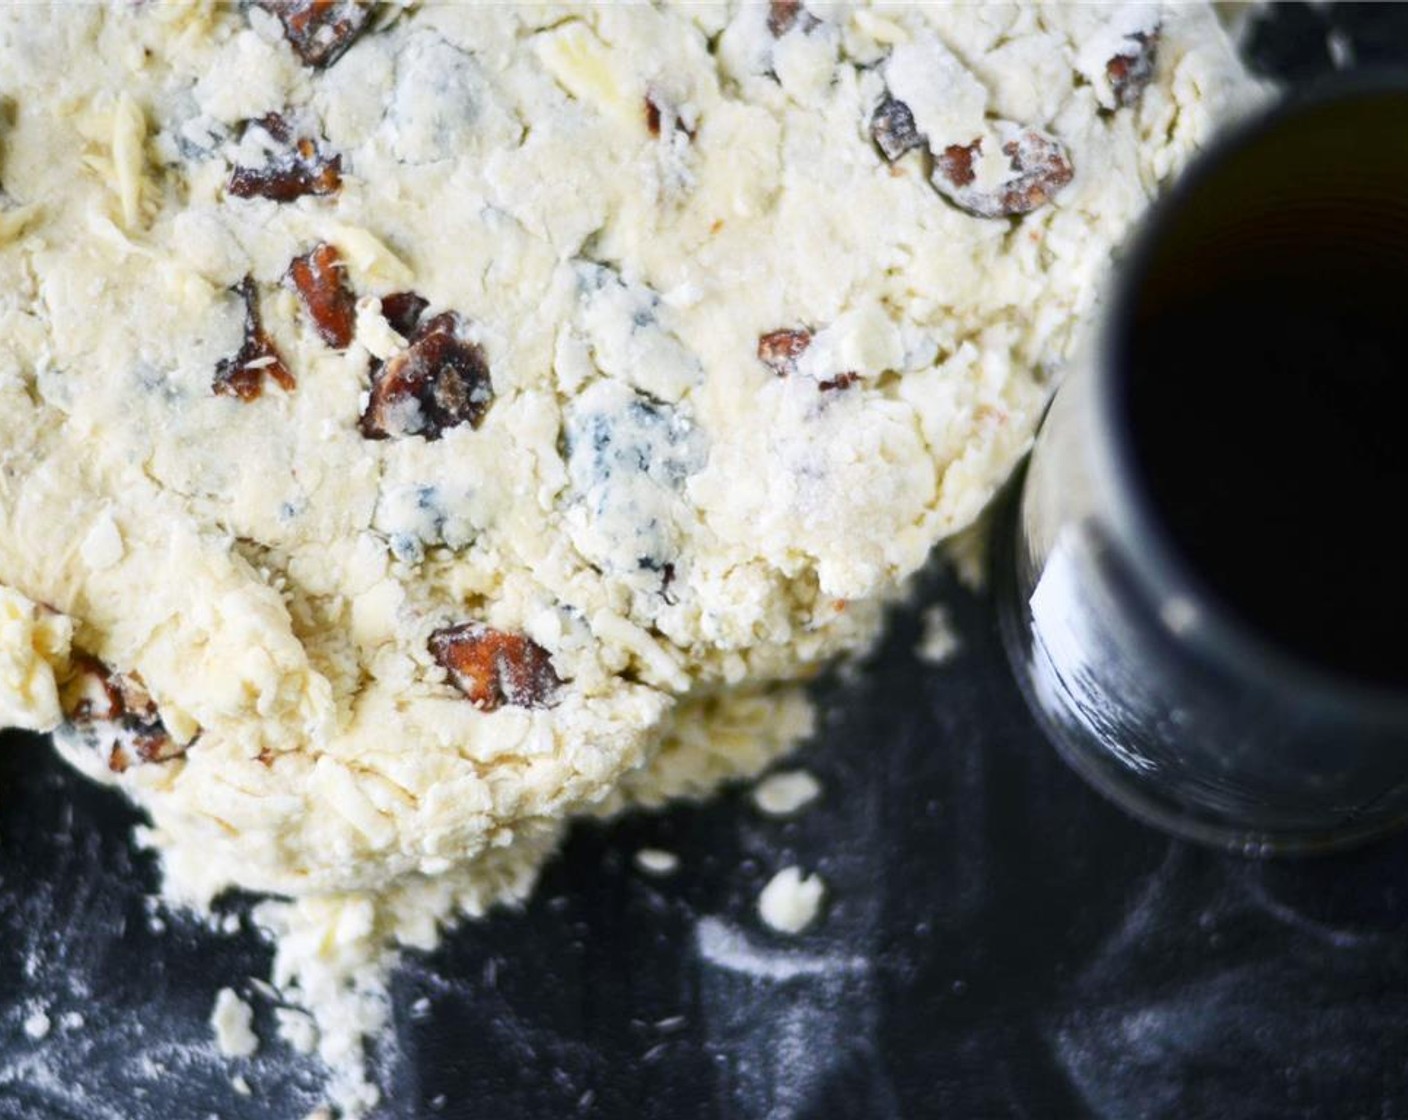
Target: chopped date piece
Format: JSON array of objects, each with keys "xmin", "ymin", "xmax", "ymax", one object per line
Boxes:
[
  {"xmin": 360, "ymin": 311, "xmax": 494, "ymax": 440},
  {"xmin": 932, "ymin": 126, "xmax": 1073, "ymax": 219},
  {"xmin": 429, "ymin": 623, "xmax": 562, "ymax": 711},
  {"xmin": 254, "ymin": 0, "xmax": 371, "ymax": 69},
  {"xmin": 1107, "ymin": 29, "xmax": 1160, "ymax": 109},
  {"xmin": 767, "ymin": 0, "xmax": 819, "ymax": 37},
  {"xmin": 213, "ymin": 276, "xmax": 295, "ymax": 401},
  {"xmin": 228, "ymin": 112, "xmax": 342, "ymax": 203},
  {"xmin": 63, "ymin": 653, "xmax": 184, "ymax": 774},
  {"xmin": 757, "ymin": 328, "xmax": 812, "ymax": 377},
  {"xmin": 380, "ymin": 290, "xmax": 429, "ymax": 338},
  {"xmin": 285, "ymin": 243, "xmax": 356, "ymax": 349},
  {"xmin": 871, "ymin": 96, "xmax": 924, "ymax": 162}
]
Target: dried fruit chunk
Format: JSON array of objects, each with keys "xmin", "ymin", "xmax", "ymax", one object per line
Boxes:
[
  {"xmin": 228, "ymin": 113, "xmax": 342, "ymax": 202},
  {"xmin": 1107, "ymin": 29, "xmax": 1160, "ymax": 109},
  {"xmin": 63, "ymin": 654, "xmax": 184, "ymax": 774},
  {"xmin": 254, "ymin": 0, "xmax": 370, "ymax": 69},
  {"xmin": 380, "ymin": 291, "xmax": 429, "ymax": 338},
  {"xmin": 428, "ymin": 623, "xmax": 562, "ymax": 711},
  {"xmin": 214, "ymin": 277, "xmax": 295, "ymax": 401},
  {"xmin": 360, "ymin": 311, "xmax": 494, "ymax": 440},
  {"xmin": 767, "ymin": 0, "xmax": 819, "ymax": 37},
  {"xmin": 758, "ymin": 328, "xmax": 812, "ymax": 377},
  {"xmin": 285, "ymin": 243, "xmax": 356, "ymax": 349},
  {"xmin": 932, "ymin": 125, "xmax": 1073, "ymax": 219},
  {"xmin": 871, "ymin": 96, "xmax": 924, "ymax": 163}
]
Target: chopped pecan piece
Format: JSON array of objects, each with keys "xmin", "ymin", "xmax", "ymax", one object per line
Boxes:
[
  {"xmin": 285, "ymin": 243, "xmax": 356, "ymax": 349},
  {"xmin": 932, "ymin": 126, "xmax": 1073, "ymax": 219},
  {"xmin": 63, "ymin": 654, "xmax": 184, "ymax": 774},
  {"xmin": 380, "ymin": 290, "xmax": 429, "ymax": 338},
  {"xmin": 214, "ymin": 276, "xmax": 295, "ymax": 401},
  {"xmin": 360, "ymin": 310, "xmax": 493, "ymax": 440},
  {"xmin": 1107, "ymin": 29, "xmax": 1160, "ymax": 109},
  {"xmin": 871, "ymin": 96, "xmax": 924, "ymax": 162},
  {"xmin": 228, "ymin": 112, "xmax": 342, "ymax": 203},
  {"xmin": 767, "ymin": 0, "xmax": 819, "ymax": 37},
  {"xmin": 758, "ymin": 328, "xmax": 812, "ymax": 377},
  {"xmin": 644, "ymin": 91, "xmax": 695, "ymax": 141},
  {"xmin": 254, "ymin": 0, "xmax": 371, "ymax": 69},
  {"xmin": 429, "ymin": 623, "xmax": 562, "ymax": 711},
  {"xmin": 818, "ymin": 372, "xmax": 860, "ymax": 392}
]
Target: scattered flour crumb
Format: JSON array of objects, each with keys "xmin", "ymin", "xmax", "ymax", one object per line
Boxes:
[
  {"xmin": 696, "ymin": 917, "xmax": 866, "ymax": 981},
  {"xmin": 231, "ymin": 1073, "xmax": 252, "ymax": 1097},
  {"xmin": 758, "ymin": 867, "xmax": 826, "ymax": 935},
  {"xmin": 210, "ymin": 988, "xmax": 259, "ymax": 1058},
  {"xmin": 409, "ymin": 996, "xmax": 432, "ymax": 1019},
  {"xmin": 915, "ymin": 604, "xmax": 962, "ymax": 665},
  {"xmin": 221, "ymin": 913, "xmax": 242, "ymax": 935},
  {"xmin": 1326, "ymin": 28, "xmax": 1354, "ymax": 69},
  {"xmin": 59, "ymin": 1011, "xmax": 84, "ymax": 1031},
  {"xmin": 751, "ymin": 770, "xmax": 822, "ymax": 817},
  {"xmin": 249, "ymin": 978, "xmax": 280, "ymax": 1002},
  {"xmin": 942, "ymin": 518, "xmax": 990, "ymax": 591},
  {"xmin": 22, "ymin": 1008, "xmax": 51, "ymax": 1040},
  {"xmin": 275, "ymin": 1007, "xmax": 319, "ymax": 1055},
  {"xmin": 634, "ymin": 848, "xmax": 681, "ymax": 876}
]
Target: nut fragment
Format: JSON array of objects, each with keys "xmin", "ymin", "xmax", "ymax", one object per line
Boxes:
[
  {"xmin": 932, "ymin": 126, "xmax": 1073, "ymax": 219},
  {"xmin": 62, "ymin": 654, "xmax": 184, "ymax": 774},
  {"xmin": 428, "ymin": 623, "xmax": 562, "ymax": 711},
  {"xmin": 644, "ymin": 91, "xmax": 695, "ymax": 141},
  {"xmin": 1107, "ymin": 29, "xmax": 1160, "ymax": 109},
  {"xmin": 817, "ymin": 372, "xmax": 859, "ymax": 392},
  {"xmin": 213, "ymin": 276, "xmax": 295, "ymax": 401},
  {"xmin": 757, "ymin": 328, "xmax": 812, "ymax": 377},
  {"xmin": 285, "ymin": 243, "xmax": 356, "ymax": 349},
  {"xmin": 766, "ymin": 0, "xmax": 819, "ymax": 37},
  {"xmin": 871, "ymin": 96, "xmax": 924, "ymax": 162},
  {"xmin": 228, "ymin": 113, "xmax": 342, "ymax": 203},
  {"xmin": 360, "ymin": 311, "xmax": 494, "ymax": 440},
  {"xmin": 253, "ymin": 0, "xmax": 370, "ymax": 69}
]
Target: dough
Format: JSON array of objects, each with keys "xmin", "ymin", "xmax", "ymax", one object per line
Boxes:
[{"xmin": 0, "ymin": 2, "xmax": 1254, "ymax": 1111}]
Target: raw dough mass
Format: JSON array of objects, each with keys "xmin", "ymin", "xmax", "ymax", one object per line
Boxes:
[{"xmin": 0, "ymin": 2, "xmax": 1253, "ymax": 1111}]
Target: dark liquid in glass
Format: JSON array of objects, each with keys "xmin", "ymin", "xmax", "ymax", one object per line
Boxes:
[{"xmin": 1119, "ymin": 88, "xmax": 1408, "ymax": 690}]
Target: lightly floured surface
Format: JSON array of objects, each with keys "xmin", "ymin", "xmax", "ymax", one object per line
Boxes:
[{"xmin": 0, "ymin": 2, "xmax": 1253, "ymax": 1113}]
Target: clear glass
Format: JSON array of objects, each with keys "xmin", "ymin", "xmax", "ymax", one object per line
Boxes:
[{"xmin": 999, "ymin": 80, "xmax": 1408, "ymax": 854}]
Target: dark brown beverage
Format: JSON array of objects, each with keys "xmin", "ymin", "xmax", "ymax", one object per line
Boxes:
[{"xmin": 1116, "ymin": 85, "xmax": 1408, "ymax": 690}]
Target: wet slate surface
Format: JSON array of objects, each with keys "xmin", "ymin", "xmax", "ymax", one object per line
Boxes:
[{"xmin": 3, "ymin": 6, "xmax": 1408, "ymax": 1119}]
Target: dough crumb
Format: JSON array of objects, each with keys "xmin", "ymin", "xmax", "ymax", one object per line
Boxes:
[
  {"xmin": 758, "ymin": 867, "xmax": 826, "ymax": 935},
  {"xmin": 275, "ymin": 1007, "xmax": 319, "ymax": 1055},
  {"xmin": 210, "ymin": 988, "xmax": 259, "ymax": 1058},
  {"xmin": 634, "ymin": 848, "xmax": 680, "ymax": 876},
  {"xmin": 231, "ymin": 1073, "xmax": 253, "ymax": 1096},
  {"xmin": 915, "ymin": 604, "xmax": 961, "ymax": 665},
  {"xmin": 59, "ymin": 1011, "xmax": 84, "ymax": 1031},
  {"xmin": 22, "ymin": 1008, "xmax": 51, "ymax": 1040},
  {"xmin": 751, "ymin": 770, "xmax": 822, "ymax": 817}
]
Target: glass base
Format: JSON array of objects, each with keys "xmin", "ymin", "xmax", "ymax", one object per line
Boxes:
[{"xmin": 990, "ymin": 482, "xmax": 1408, "ymax": 858}]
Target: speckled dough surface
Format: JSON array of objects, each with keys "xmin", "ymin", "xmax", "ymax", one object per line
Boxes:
[{"xmin": 0, "ymin": 3, "xmax": 1251, "ymax": 1108}]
